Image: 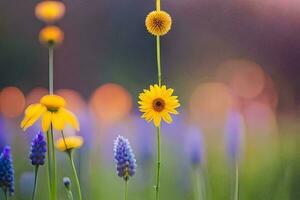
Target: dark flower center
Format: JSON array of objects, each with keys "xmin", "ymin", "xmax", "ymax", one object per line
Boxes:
[
  {"xmin": 153, "ymin": 18, "xmax": 164, "ymax": 29},
  {"xmin": 152, "ymin": 98, "xmax": 165, "ymax": 112}
]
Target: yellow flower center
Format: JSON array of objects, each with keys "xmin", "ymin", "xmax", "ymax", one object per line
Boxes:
[
  {"xmin": 152, "ymin": 98, "xmax": 165, "ymax": 112},
  {"xmin": 40, "ymin": 95, "xmax": 66, "ymax": 112}
]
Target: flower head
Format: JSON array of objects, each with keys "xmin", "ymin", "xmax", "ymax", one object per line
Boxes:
[
  {"xmin": 55, "ymin": 136, "xmax": 83, "ymax": 152},
  {"xmin": 138, "ymin": 84, "xmax": 180, "ymax": 127},
  {"xmin": 35, "ymin": 1, "xmax": 65, "ymax": 23},
  {"xmin": 0, "ymin": 146, "xmax": 14, "ymax": 196},
  {"xmin": 225, "ymin": 111, "xmax": 245, "ymax": 162},
  {"xmin": 20, "ymin": 94, "xmax": 79, "ymax": 132},
  {"xmin": 39, "ymin": 26, "xmax": 64, "ymax": 47},
  {"xmin": 185, "ymin": 127, "xmax": 205, "ymax": 166},
  {"xmin": 63, "ymin": 177, "xmax": 71, "ymax": 190},
  {"xmin": 114, "ymin": 135, "xmax": 136, "ymax": 181},
  {"xmin": 29, "ymin": 131, "xmax": 47, "ymax": 166},
  {"xmin": 145, "ymin": 11, "xmax": 172, "ymax": 36}
]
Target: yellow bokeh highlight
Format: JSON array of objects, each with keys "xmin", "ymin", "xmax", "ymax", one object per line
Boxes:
[{"xmin": 39, "ymin": 26, "xmax": 64, "ymax": 47}]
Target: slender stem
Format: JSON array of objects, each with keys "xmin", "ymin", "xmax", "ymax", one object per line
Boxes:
[
  {"xmin": 49, "ymin": 47, "xmax": 54, "ymax": 94},
  {"xmin": 46, "ymin": 130, "xmax": 52, "ymax": 200},
  {"xmin": 155, "ymin": 126, "xmax": 161, "ymax": 200},
  {"xmin": 156, "ymin": 36, "xmax": 162, "ymax": 86},
  {"xmin": 50, "ymin": 124, "xmax": 57, "ymax": 200},
  {"xmin": 4, "ymin": 189, "xmax": 7, "ymax": 200},
  {"xmin": 193, "ymin": 166, "xmax": 200, "ymax": 200},
  {"xmin": 124, "ymin": 180, "xmax": 128, "ymax": 200},
  {"xmin": 234, "ymin": 162, "xmax": 239, "ymax": 200},
  {"xmin": 156, "ymin": 0, "xmax": 160, "ymax": 11},
  {"xmin": 32, "ymin": 165, "xmax": 39, "ymax": 200},
  {"xmin": 68, "ymin": 151, "xmax": 83, "ymax": 200},
  {"xmin": 67, "ymin": 190, "xmax": 74, "ymax": 200}
]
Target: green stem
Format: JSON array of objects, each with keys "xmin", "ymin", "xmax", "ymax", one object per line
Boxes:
[
  {"xmin": 156, "ymin": 36, "xmax": 162, "ymax": 86},
  {"xmin": 155, "ymin": 126, "xmax": 161, "ymax": 200},
  {"xmin": 193, "ymin": 167, "xmax": 200, "ymax": 200},
  {"xmin": 46, "ymin": 130, "xmax": 52, "ymax": 200},
  {"xmin": 32, "ymin": 165, "xmax": 39, "ymax": 200},
  {"xmin": 234, "ymin": 162, "xmax": 239, "ymax": 200},
  {"xmin": 67, "ymin": 190, "xmax": 74, "ymax": 200},
  {"xmin": 3, "ymin": 189, "xmax": 7, "ymax": 200},
  {"xmin": 124, "ymin": 180, "xmax": 128, "ymax": 200},
  {"xmin": 49, "ymin": 47, "xmax": 54, "ymax": 94},
  {"xmin": 68, "ymin": 151, "xmax": 83, "ymax": 200},
  {"xmin": 50, "ymin": 124, "xmax": 57, "ymax": 200}
]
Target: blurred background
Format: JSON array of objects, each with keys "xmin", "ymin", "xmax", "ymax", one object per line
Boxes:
[{"xmin": 0, "ymin": 0, "xmax": 300, "ymax": 199}]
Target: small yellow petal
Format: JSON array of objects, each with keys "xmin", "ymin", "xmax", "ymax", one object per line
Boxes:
[
  {"xmin": 21, "ymin": 104, "xmax": 46, "ymax": 131},
  {"xmin": 41, "ymin": 112, "xmax": 52, "ymax": 132},
  {"xmin": 55, "ymin": 136, "xmax": 83, "ymax": 151},
  {"xmin": 61, "ymin": 108, "xmax": 80, "ymax": 131},
  {"xmin": 51, "ymin": 111, "xmax": 65, "ymax": 130}
]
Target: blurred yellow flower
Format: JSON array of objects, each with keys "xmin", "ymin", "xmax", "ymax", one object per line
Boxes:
[
  {"xmin": 145, "ymin": 11, "xmax": 172, "ymax": 36},
  {"xmin": 35, "ymin": 1, "xmax": 66, "ymax": 23},
  {"xmin": 138, "ymin": 84, "xmax": 180, "ymax": 127},
  {"xmin": 21, "ymin": 95, "xmax": 79, "ymax": 132},
  {"xmin": 56, "ymin": 136, "xmax": 83, "ymax": 151},
  {"xmin": 39, "ymin": 26, "xmax": 64, "ymax": 47}
]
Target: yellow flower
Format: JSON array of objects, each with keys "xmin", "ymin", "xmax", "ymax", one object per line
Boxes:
[
  {"xmin": 39, "ymin": 26, "xmax": 64, "ymax": 47},
  {"xmin": 20, "ymin": 95, "xmax": 80, "ymax": 132},
  {"xmin": 138, "ymin": 84, "xmax": 180, "ymax": 127},
  {"xmin": 145, "ymin": 11, "xmax": 172, "ymax": 36},
  {"xmin": 35, "ymin": 1, "xmax": 66, "ymax": 23},
  {"xmin": 55, "ymin": 136, "xmax": 83, "ymax": 151}
]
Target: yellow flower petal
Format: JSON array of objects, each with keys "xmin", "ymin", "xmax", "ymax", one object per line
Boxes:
[
  {"xmin": 21, "ymin": 104, "xmax": 46, "ymax": 131},
  {"xmin": 55, "ymin": 136, "xmax": 84, "ymax": 151},
  {"xmin": 60, "ymin": 108, "xmax": 80, "ymax": 131},
  {"xmin": 51, "ymin": 111, "xmax": 65, "ymax": 131},
  {"xmin": 41, "ymin": 111, "xmax": 52, "ymax": 132}
]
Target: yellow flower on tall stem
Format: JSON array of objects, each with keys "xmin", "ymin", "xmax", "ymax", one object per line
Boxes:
[
  {"xmin": 138, "ymin": 84, "xmax": 180, "ymax": 127},
  {"xmin": 35, "ymin": 0, "xmax": 66, "ymax": 23},
  {"xmin": 55, "ymin": 135, "xmax": 84, "ymax": 200},
  {"xmin": 145, "ymin": 11, "xmax": 172, "ymax": 36},
  {"xmin": 20, "ymin": 95, "xmax": 80, "ymax": 132}
]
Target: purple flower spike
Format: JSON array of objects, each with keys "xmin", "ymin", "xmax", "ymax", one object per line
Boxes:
[
  {"xmin": 0, "ymin": 146, "xmax": 15, "ymax": 196},
  {"xmin": 29, "ymin": 131, "xmax": 47, "ymax": 166},
  {"xmin": 225, "ymin": 111, "xmax": 245, "ymax": 162},
  {"xmin": 114, "ymin": 135, "xmax": 137, "ymax": 181},
  {"xmin": 185, "ymin": 126, "xmax": 205, "ymax": 166}
]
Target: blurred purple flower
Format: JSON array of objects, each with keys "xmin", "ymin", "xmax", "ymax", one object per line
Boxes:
[
  {"xmin": 225, "ymin": 111, "xmax": 245, "ymax": 162},
  {"xmin": 185, "ymin": 126, "xmax": 205, "ymax": 166}
]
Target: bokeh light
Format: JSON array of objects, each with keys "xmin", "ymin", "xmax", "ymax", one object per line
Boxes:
[
  {"xmin": 0, "ymin": 87, "xmax": 25, "ymax": 118},
  {"xmin": 56, "ymin": 89, "xmax": 86, "ymax": 113},
  {"xmin": 216, "ymin": 59, "xmax": 265, "ymax": 99},
  {"xmin": 189, "ymin": 82, "xmax": 234, "ymax": 130},
  {"xmin": 89, "ymin": 83, "xmax": 132, "ymax": 124},
  {"xmin": 35, "ymin": 1, "xmax": 66, "ymax": 23},
  {"xmin": 26, "ymin": 87, "xmax": 48, "ymax": 106}
]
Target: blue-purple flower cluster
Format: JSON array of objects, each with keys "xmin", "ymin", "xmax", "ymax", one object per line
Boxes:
[
  {"xmin": 0, "ymin": 146, "xmax": 14, "ymax": 196},
  {"xmin": 114, "ymin": 135, "xmax": 136, "ymax": 181},
  {"xmin": 29, "ymin": 132, "xmax": 47, "ymax": 166}
]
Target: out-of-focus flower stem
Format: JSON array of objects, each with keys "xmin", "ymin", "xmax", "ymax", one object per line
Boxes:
[
  {"xmin": 61, "ymin": 131, "xmax": 83, "ymax": 200},
  {"xmin": 32, "ymin": 165, "xmax": 39, "ymax": 200},
  {"xmin": 234, "ymin": 162, "xmax": 239, "ymax": 200}
]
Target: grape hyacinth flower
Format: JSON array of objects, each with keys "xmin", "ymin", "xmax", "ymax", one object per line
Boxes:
[
  {"xmin": 0, "ymin": 146, "xmax": 15, "ymax": 198},
  {"xmin": 30, "ymin": 131, "xmax": 47, "ymax": 166},
  {"xmin": 29, "ymin": 131, "xmax": 47, "ymax": 200},
  {"xmin": 114, "ymin": 135, "xmax": 136, "ymax": 200}
]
